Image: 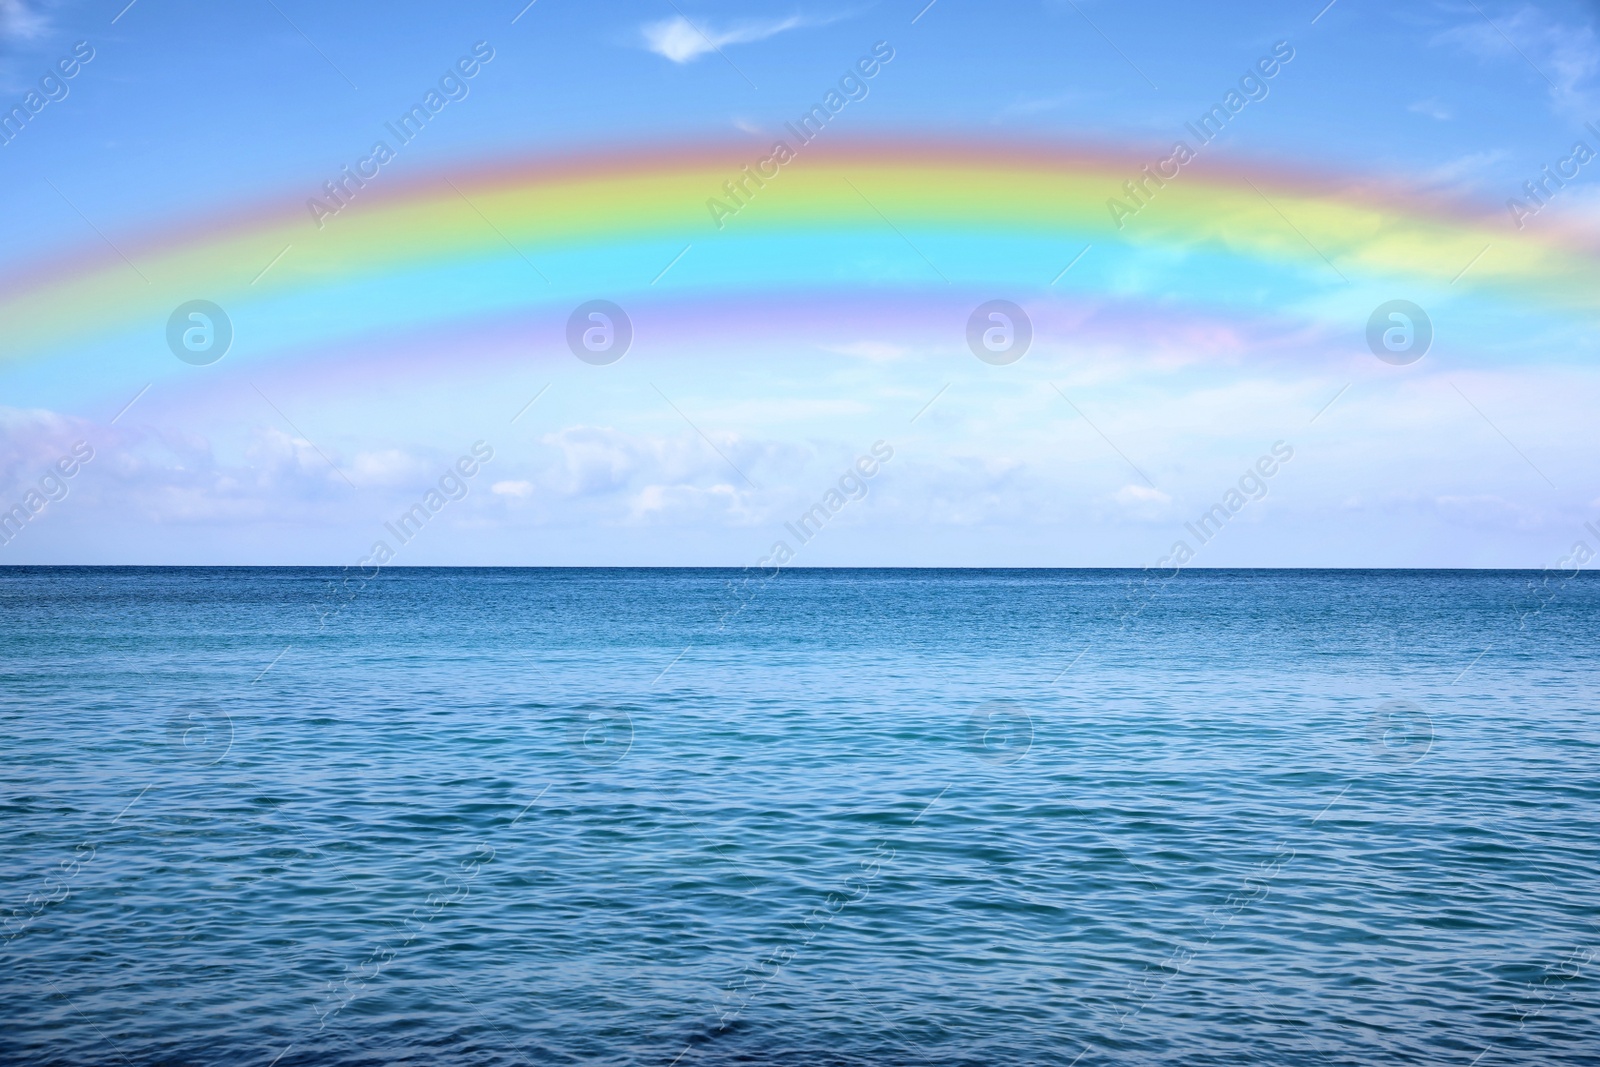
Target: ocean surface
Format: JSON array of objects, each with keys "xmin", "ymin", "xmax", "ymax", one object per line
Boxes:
[{"xmin": 1, "ymin": 567, "xmax": 1597, "ymax": 1066}]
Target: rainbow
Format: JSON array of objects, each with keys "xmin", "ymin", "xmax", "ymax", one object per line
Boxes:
[{"xmin": 4, "ymin": 140, "xmax": 1597, "ymax": 387}]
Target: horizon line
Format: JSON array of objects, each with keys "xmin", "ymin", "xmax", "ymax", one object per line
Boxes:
[{"xmin": 0, "ymin": 564, "xmax": 1578, "ymax": 573}]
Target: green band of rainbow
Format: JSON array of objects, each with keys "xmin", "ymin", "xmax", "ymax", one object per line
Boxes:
[{"xmin": 4, "ymin": 142, "xmax": 1593, "ymax": 376}]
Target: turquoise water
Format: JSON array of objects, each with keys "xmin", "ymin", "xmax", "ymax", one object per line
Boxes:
[{"xmin": 2, "ymin": 568, "xmax": 1597, "ymax": 1065}]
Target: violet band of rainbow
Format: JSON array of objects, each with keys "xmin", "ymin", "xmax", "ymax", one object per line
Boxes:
[{"xmin": 3, "ymin": 141, "xmax": 1594, "ymax": 392}]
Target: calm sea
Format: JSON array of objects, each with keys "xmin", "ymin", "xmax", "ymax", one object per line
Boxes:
[{"xmin": 2, "ymin": 568, "xmax": 1597, "ymax": 1066}]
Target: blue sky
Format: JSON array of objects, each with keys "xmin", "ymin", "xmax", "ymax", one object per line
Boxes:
[
  {"xmin": 3, "ymin": 0, "xmax": 1596, "ymax": 239},
  {"xmin": 3, "ymin": 0, "xmax": 1600, "ymax": 566}
]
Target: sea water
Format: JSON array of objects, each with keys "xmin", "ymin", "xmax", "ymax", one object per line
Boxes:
[{"xmin": 2, "ymin": 568, "xmax": 1597, "ymax": 1065}]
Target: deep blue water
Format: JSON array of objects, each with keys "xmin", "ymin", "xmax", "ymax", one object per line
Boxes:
[{"xmin": 1, "ymin": 567, "xmax": 1597, "ymax": 1066}]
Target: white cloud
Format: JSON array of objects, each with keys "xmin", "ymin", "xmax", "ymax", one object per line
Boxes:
[
  {"xmin": 1437, "ymin": 5, "xmax": 1600, "ymax": 115},
  {"xmin": 1408, "ymin": 98, "xmax": 1452, "ymax": 120},
  {"xmin": 0, "ymin": 0, "xmax": 46, "ymax": 42},
  {"xmin": 349, "ymin": 448, "xmax": 430, "ymax": 487},
  {"xmin": 999, "ymin": 91, "xmax": 1095, "ymax": 117},
  {"xmin": 1419, "ymin": 148, "xmax": 1512, "ymax": 191},
  {"xmin": 629, "ymin": 482, "xmax": 743, "ymax": 522},
  {"xmin": 247, "ymin": 427, "xmax": 350, "ymax": 489},
  {"xmin": 492, "ymin": 480, "xmax": 534, "ymax": 498},
  {"xmin": 539, "ymin": 425, "xmax": 783, "ymax": 504},
  {"xmin": 1114, "ymin": 484, "xmax": 1170, "ymax": 506},
  {"xmin": 0, "ymin": 406, "xmax": 88, "ymax": 478},
  {"xmin": 1113, "ymin": 483, "xmax": 1172, "ymax": 521},
  {"xmin": 642, "ymin": 14, "xmax": 804, "ymax": 64}
]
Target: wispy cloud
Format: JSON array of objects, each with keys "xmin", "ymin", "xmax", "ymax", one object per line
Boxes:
[
  {"xmin": 0, "ymin": 0, "xmax": 46, "ymax": 43},
  {"xmin": 998, "ymin": 90, "xmax": 1096, "ymax": 117},
  {"xmin": 1113, "ymin": 483, "xmax": 1172, "ymax": 520},
  {"xmin": 1437, "ymin": 3, "xmax": 1600, "ymax": 115},
  {"xmin": 1114, "ymin": 484, "xmax": 1170, "ymax": 506},
  {"xmin": 642, "ymin": 14, "xmax": 805, "ymax": 64},
  {"xmin": 1419, "ymin": 148, "xmax": 1512, "ymax": 191},
  {"xmin": 347, "ymin": 448, "xmax": 432, "ymax": 487},
  {"xmin": 1408, "ymin": 97, "xmax": 1452, "ymax": 120}
]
